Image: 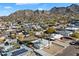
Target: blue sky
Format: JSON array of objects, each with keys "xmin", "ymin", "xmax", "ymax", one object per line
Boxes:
[{"xmin": 0, "ymin": 3, "xmax": 73, "ymax": 16}]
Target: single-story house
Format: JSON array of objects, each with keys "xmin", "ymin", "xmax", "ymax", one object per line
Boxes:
[
  {"xmin": 32, "ymin": 39, "xmax": 50, "ymax": 49},
  {"xmin": 56, "ymin": 29, "xmax": 73, "ymax": 37},
  {"xmin": 50, "ymin": 33, "xmax": 63, "ymax": 40}
]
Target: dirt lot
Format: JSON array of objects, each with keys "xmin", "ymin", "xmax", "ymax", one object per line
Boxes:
[
  {"xmin": 42, "ymin": 43, "xmax": 64, "ymax": 55},
  {"xmin": 56, "ymin": 45, "xmax": 79, "ymax": 56},
  {"xmin": 42, "ymin": 38, "xmax": 73, "ymax": 55}
]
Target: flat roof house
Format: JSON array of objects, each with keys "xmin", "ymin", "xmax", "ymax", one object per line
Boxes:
[
  {"xmin": 32, "ymin": 39, "xmax": 49, "ymax": 49},
  {"xmin": 56, "ymin": 29, "xmax": 73, "ymax": 37}
]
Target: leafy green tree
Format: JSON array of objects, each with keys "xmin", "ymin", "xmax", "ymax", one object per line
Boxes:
[
  {"xmin": 71, "ymin": 32, "xmax": 79, "ymax": 39},
  {"xmin": 44, "ymin": 27, "xmax": 56, "ymax": 48},
  {"xmin": 45, "ymin": 27, "xmax": 56, "ymax": 34}
]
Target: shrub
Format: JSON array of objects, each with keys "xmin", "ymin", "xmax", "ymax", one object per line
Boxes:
[
  {"xmin": 45, "ymin": 27, "xmax": 56, "ymax": 34},
  {"xmin": 71, "ymin": 32, "xmax": 79, "ymax": 39}
]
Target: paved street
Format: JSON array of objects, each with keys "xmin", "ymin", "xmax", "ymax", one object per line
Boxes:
[{"xmin": 56, "ymin": 45, "xmax": 79, "ymax": 56}]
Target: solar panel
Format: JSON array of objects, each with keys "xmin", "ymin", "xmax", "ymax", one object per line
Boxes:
[{"xmin": 12, "ymin": 48, "xmax": 28, "ymax": 56}]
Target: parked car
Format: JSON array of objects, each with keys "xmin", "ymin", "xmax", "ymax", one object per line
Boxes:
[{"xmin": 70, "ymin": 41, "xmax": 79, "ymax": 45}]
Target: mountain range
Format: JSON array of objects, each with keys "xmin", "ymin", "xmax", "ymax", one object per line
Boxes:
[{"xmin": 0, "ymin": 4, "xmax": 79, "ymax": 23}]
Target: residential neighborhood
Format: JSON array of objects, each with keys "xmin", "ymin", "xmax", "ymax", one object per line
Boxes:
[{"xmin": 0, "ymin": 3, "xmax": 79, "ymax": 56}]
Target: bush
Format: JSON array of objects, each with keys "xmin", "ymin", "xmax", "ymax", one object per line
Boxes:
[
  {"xmin": 10, "ymin": 34, "xmax": 16, "ymax": 39},
  {"xmin": 71, "ymin": 32, "xmax": 79, "ymax": 39},
  {"xmin": 45, "ymin": 27, "xmax": 56, "ymax": 34},
  {"xmin": 24, "ymin": 41, "xmax": 33, "ymax": 47},
  {"xmin": 13, "ymin": 44, "xmax": 20, "ymax": 49}
]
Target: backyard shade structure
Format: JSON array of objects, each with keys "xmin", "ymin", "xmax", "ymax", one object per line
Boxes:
[{"xmin": 0, "ymin": 36, "xmax": 5, "ymax": 43}]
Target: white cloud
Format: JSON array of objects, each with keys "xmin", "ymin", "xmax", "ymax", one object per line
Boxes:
[
  {"xmin": 0, "ymin": 14, "xmax": 3, "ymax": 16},
  {"xmin": 16, "ymin": 3, "xmax": 40, "ymax": 5},
  {"xmin": 0, "ymin": 13, "xmax": 8, "ymax": 16},
  {"xmin": 4, "ymin": 6, "xmax": 12, "ymax": 9},
  {"xmin": 16, "ymin": 3, "xmax": 28, "ymax": 5},
  {"xmin": 38, "ymin": 8, "xmax": 43, "ymax": 10}
]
